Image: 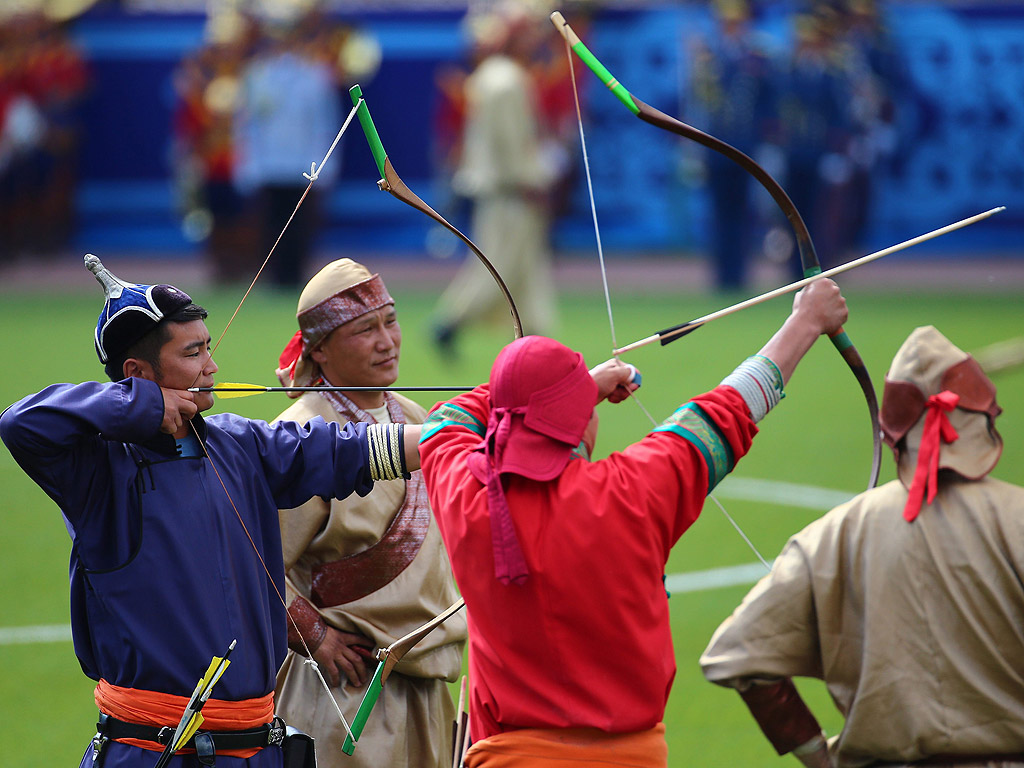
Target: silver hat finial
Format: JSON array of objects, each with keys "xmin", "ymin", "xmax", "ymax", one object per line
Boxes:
[{"xmin": 84, "ymin": 253, "xmax": 127, "ymax": 300}]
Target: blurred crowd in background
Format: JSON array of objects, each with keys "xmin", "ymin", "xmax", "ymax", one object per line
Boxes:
[
  {"xmin": 0, "ymin": 10, "xmax": 89, "ymax": 262},
  {"xmin": 688, "ymin": 0, "xmax": 901, "ymax": 288},
  {"xmin": 172, "ymin": 5, "xmax": 382, "ymax": 286},
  {"xmin": 0, "ymin": 0, "xmax": 907, "ymax": 292},
  {"xmin": 170, "ymin": 1, "xmax": 587, "ymax": 288}
]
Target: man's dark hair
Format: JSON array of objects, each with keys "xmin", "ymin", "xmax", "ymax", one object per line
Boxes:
[{"xmin": 105, "ymin": 304, "xmax": 209, "ymax": 382}]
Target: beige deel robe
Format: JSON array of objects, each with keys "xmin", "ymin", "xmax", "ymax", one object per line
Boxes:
[
  {"xmin": 273, "ymin": 392, "xmax": 467, "ymax": 768},
  {"xmin": 701, "ymin": 476, "xmax": 1024, "ymax": 768},
  {"xmin": 437, "ymin": 53, "xmax": 557, "ymax": 334}
]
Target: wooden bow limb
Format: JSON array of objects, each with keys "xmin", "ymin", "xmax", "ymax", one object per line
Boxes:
[
  {"xmin": 614, "ymin": 207, "xmax": 1006, "ymax": 355},
  {"xmin": 342, "ymin": 598, "xmax": 466, "ymax": 755}
]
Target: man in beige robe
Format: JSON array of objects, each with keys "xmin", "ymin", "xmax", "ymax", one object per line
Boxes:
[
  {"xmin": 272, "ymin": 259, "xmax": 467, "ymax": 767},
  {"xmin": 432, "ymin": 5, "xmax": 558, "ymax": 354},
  {"xmin": 701, "ymin": 326, "xmax": 1024, "ymax": 768}
]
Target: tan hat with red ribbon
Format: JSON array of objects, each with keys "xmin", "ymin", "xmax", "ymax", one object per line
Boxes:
[{"xmin": 880, "ymin": 326, "xmax": 1002, "ymax": 521}]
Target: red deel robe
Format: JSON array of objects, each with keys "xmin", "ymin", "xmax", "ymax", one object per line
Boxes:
[{"xmin": 419, "ymin": 384, "xmax": 757, "ymax": 741}]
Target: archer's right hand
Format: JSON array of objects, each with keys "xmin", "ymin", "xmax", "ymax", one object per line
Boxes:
[
  {"xmin": 159, "ymin": 387, "xmax": 198, "ymax": 435},
  {"xmin": 313, "ymin": 626, "xmax": 374, "ymax": 688},
  {"xmin": 589, "ymin": 358, "xmax": 641, "ymax": 404}
]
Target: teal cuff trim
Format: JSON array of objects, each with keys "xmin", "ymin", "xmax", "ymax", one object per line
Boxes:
[
  {"xmin": 420, "ymin": 403, "xmax": 486, "ymax": 443},
  {"xmin": 569, "ymin": 439, "xmax": 591, "ymax": 463},
  {"xmin": 653, "ymin": 403, "xmax": 735, "ymax": 492}
]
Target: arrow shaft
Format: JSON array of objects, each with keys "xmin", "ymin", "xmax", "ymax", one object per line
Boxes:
[
  {"xmin": 613, "ymin": 207, "xmax": 1005, "ymax": 355},
  {"xmin": 192, "ymin": 385, "xmax": 474, "ymax": 394}
]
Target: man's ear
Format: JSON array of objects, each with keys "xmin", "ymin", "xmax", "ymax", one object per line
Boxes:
[
  {"xmin": 309, "ymin": 345, "xmax": 327, "ymax": 365},
  {"xmin": 123, "ymin": 358, "xmax": 154, "ymax": 381}
]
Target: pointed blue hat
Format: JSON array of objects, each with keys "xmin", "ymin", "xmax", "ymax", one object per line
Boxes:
[{"xmin": 86, "ymin": 254, "xmax": 193, "ymax": 364}]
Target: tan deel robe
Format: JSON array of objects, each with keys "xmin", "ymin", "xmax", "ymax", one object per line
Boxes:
[
  {"xmin": 437, "ymin": 53, "xmax": 557, "ymax": 334},
  {"xmin": 701, "ymin": 477, "xmax": 1024, "ymax": 768},
  {"xmin": 273, "ymin": 392, "xmax": 467, "ymax": 768}
]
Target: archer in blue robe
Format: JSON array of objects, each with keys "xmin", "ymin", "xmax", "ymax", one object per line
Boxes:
[{"xmin": 1, "ymin": 377, "xmax": 381, "ymax": 767}]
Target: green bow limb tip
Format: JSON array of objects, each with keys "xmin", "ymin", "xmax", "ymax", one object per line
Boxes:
[
  {"xmin": 341, "ymin": 598, "xmax": 466, "ymax": 754},
  {"xmin": 349, "ymin": 85, "xmax": 389, "ymax": 181},
  {"xmin": 341, "ymin": 662, "xmax": 385, "ymax": 755}
]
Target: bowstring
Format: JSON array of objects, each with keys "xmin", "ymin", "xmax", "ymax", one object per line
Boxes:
[
  {"xmin": 208, "ymin": 101, "xmax": 361, "ymax": 358},
  {"xmin": 183, "ymin": 101, "xmax": 366, "ymax": 740},
  {"xmin": 565, "ymin": 35, "xmax": 618, "ymax": 351},
  {"xmin": 187, "ymin": 421, "xmax": 355, "ymax": 739},
  {"xmin": 562, "ymin": 33, "xmax": 769, "ymax": 571}
]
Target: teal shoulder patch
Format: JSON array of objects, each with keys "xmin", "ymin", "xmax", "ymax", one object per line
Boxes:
[
  {"xmin": 653, "ymin": 403, "xmax": 735, "ymax": 493},
  {"xmin": 420, "ymin": 403, "xmax": 486, "ymax": 443}
]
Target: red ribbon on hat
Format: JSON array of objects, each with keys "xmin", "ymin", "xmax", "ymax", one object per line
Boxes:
[
  {"xmin": 903, "ymin": 390, "xmax": 960, "ymax": 522},
  {"xmin": 278, "ymin": 330, "xmax": 304, "ymax": 383},
  {"xmin": 481, "ymin": 407, "xmax": 530, "ymax": 586}
]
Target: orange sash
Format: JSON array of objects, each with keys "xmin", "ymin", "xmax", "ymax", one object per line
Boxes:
[
  {"xmin": 464, "ymin": 724, "xmax": 668, "ymax": 768},
  {"xmin": 94, "ymin": 679, "xmax": 274, "ymax": 758}
]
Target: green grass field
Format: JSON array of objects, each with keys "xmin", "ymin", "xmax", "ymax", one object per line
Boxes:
[{"xmin": 1, "ymin": 268, "xmax": 1022, "ymax": 765}]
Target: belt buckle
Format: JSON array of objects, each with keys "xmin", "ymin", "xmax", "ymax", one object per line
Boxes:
[
  {"xmin": 90, "ymin": 733, "xmax": 108, "ymax": 764},
  {"xmin": 268, "ymin": 717, "xmax": 286, "ymax": 747}
]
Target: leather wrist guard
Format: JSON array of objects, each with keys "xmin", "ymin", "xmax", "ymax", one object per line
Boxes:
[
  {"xmin": 739, "ymin": 678, "xmax": 824, "ymax": 755},
  {"xmin": 286, "ymin": 596, "xmax": 328, "ymax": 656}
]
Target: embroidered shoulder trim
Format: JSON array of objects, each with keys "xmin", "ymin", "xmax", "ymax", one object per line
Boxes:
[
  {"xmin": 653, "ymin": 403, "xmax": 735, "ymax": 492},
  {"xmin": 420, "ymin": 403, "xmax": 486, "ymax": 443}
]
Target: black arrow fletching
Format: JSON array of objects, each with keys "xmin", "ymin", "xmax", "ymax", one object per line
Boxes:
[{"xmin": 658, "ymin": 321, "xmax": 700, "ymax": 346}]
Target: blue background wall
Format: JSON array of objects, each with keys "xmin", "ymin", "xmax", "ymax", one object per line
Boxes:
[{"xmin": 69, "ymin": 3, "xmax": 1024, "ymax": 256}]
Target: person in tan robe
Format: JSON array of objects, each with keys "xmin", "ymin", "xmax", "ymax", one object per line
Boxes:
[
  {"xmin": 432, "ymin": 5, "xmax": 558, "ymax": 354},
  {"xmin": 700, "ymin": 325, "xmax": 1024, "ymax": 768},
  {"xmin": 272, "ymin": 259, "xmax": 467, "ymax": 767}
]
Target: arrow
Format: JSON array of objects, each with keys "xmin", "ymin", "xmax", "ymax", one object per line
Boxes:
[
  {"xmin": 973, "ymin": 336, "xmax": 1024, "ymax": 375},
  {"xmin": 190, "ymin": 382, "xmax": 475, "ymax": 399},
  {"xmin": 613, "ymin": 207, "xmax": 1006, "ymax": 355},
  {"xmin": 153, "ymin": 640, "xmax": 236, "ymax": 768}
]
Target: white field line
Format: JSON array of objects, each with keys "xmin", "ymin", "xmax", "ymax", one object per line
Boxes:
[
  {"xmin": 715, "ymin": 476, "xmax": 854, "ymax": 510},
  {"xmin": 0, "ymin": 478, "xmax": 853, "ymax": 645},
  {"xmin": 665, "ymin": 562, "xmax": 773, "ymax": 594},
  {"xmin": 0, "ymin": 623, "xmax": 72, "ymax": 645}
]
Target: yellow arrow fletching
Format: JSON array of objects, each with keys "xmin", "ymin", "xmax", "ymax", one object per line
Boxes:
[
  {"xmin": 174, "ymin": 712, "xmax": 205, "ymax": 750},
  {"xmin": 204, "ymin": 656, "xmax": 231, "ymax": 690},
  {"xmin": 200, "ymin": 655, "xmax": 228, "ymax": 685},
  {"xmin": 210, "ymin": 383, "xmax": 268, "ymax": 399}
]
